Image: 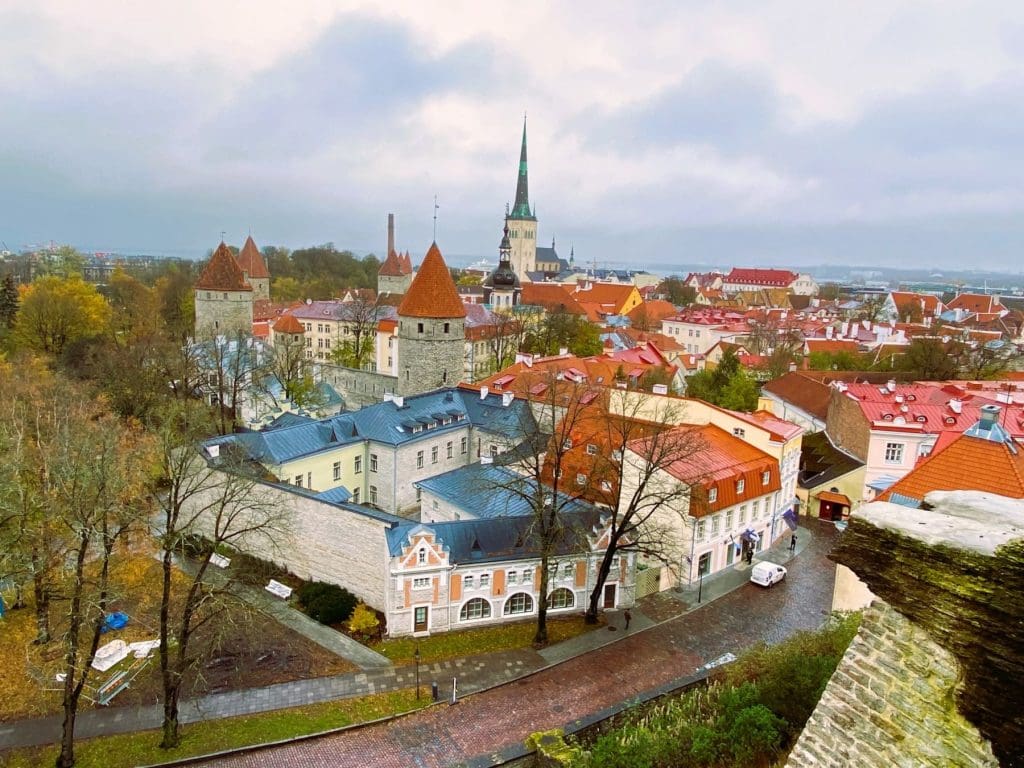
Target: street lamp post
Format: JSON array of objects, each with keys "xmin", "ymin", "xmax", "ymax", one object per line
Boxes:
[
  {"xmin": 414, "ymin": 645, "xmax": 420, "ymax": 700},
  {"xmin": 697, "ymin": 568, "xmax": 704, "ymax": 604}
]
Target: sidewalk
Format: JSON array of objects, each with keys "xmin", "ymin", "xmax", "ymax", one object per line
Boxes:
[{"xmin": 0, "ymin": 523, "xmax": 817, "ymax": 752}]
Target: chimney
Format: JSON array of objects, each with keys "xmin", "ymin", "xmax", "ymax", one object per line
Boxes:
[
  {"xmin": 392, "ymin": 395, "xmax": 404, "ymax": 409},
  {"xmin": 387, "ymin": 213, "xmax": 395, "ymax": 256},
  {"xmin": 559, "ymin": 347, "xmax": 569, "ymax": 357},
  {"xmin": 502, "ymin": 392, "xmax": 515, "ymax": 407},
  {"xmin": 949, "ymin": 398, "xmax": 962, "ymax": 414},
  {"xmin": 840, "ymin": 320, "xmax": 850, "ymax": 338},
  {"xmin": 480, "ymin": 386, "xmax": 489, "ymax": 400},
  {"xmin": 825, "ymin": 326, "xmax": 834, "ymax": 339},
  {"xmin": 788, "ymin": 361, "xmax": 797, "ymax": 373},
  {"xmin": 979, "ymin": 403, "xmax": 1000, "ymax": 427},
  {"xmin": 887, "ymin": 379, "xmax": 897, "ymax": 393}
]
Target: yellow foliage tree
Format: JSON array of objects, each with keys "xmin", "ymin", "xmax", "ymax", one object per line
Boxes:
[
  {"xmin": 14, "ymin": 277, "xmax": 110, "ymax": 355},
  {"xmin": 349, "ymin": 602, "xmax": 380, "ymax": 639}
]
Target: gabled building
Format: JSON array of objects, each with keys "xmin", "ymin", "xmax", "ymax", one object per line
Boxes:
[{"xmin": 722, "ymin": 268, "xmax": 818, "ymax": 296}]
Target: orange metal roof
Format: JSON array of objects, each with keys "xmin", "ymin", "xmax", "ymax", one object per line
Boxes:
[
  {"xmin": 397, "ymin": 243, "xmax": 466, "ymax": 319},
  {"xmin": 272, "ymin": 314, "xmax": 304, "ymax": 334}
]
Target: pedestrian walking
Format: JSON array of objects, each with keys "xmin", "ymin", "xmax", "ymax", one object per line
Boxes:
[
  {"xmin": 790, "ymin": 534, "xmax": 798, "ymax": 552},
  {"xmin": 623, "ymin": 609, "xmax": 632, "ymax": 631}
]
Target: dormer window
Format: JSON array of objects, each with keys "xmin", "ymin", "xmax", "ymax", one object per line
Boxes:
[
  {"xmin": 417, "ymin": 548, "xmax": 426, "ymax": 564},
  {"xmin": 708, "ymin": 487, "xmax": 718, "ymax": 503},
  {"xmin": 736, "ymin": 479, "xmax": 745, "ymax": 494},
  {"xmin": 762, "ymin": 471, "xmax": 770, "ymax": 485}
]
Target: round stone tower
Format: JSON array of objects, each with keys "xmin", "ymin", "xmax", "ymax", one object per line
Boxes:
[{"xmin": 395, "ymin": 242, "xmax": 466, "ymax": 395}]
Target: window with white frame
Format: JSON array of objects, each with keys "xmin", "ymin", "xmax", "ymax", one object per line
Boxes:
[
  {"xmin": 479, "ymin": 573, "xmax": 490, "ymax": 587},
  {"xmin": 736, "ymin": 478, "xmax": 745, "ymax": 494},
  {"xmin": 352, "ymin": 488, "xmax": 360, "ymax": 503},
  {"xmin": 696, "ymin": 519, "xmax": 706, "ymax": 540},
  {"xmin": 733, "ymin": 427, "xmax": 745, "ymax": 438},
  {"xmin": 752, "ymin": 500, "xmax": 759, "ymax": 518},
  {"xmin": 460, "ymin": 597, "xmax": 490, "ymax": 621},
  {"xmin": 503, "ymin": 592, "xmax": 533, "ymax": 615},
  {"xmin": 461, "ymin": 436, "xmax": 468, "ymax": 454},
  {"xmin": 549, "ymin": 588, "xmax": 574, "ymax": 609},
  {"xmin": 708, "ymin": 487, "xmax": 718, "ymax": 503},
  {"xmin": 562, "ymin": 562, "xmax": 573, "ymax": 578},
  {"xmin": 369, "ymin": 486, "xmax": 378, "ymax": 505},
  {"xmin": 417, "ymin": 450, "xmax": 424, "ymax": 469},
  {"xmin": 726, "ymin": 510, "xmax": 734, "ymax": 529},
  {"xmin": 417, "ymin": 548, "xmax": 426, "ymax": 564},
  {"xmin": 522, "ymin": 568, "xmax": 532, "ymax": 583},
  {"xmin": 562, "ymin": 438, "xmax": 572, "ymax": 450},
  {"xmin": 332, "ymin": 462, "xmax": 341, "ymax": 481},
  {"xmin": 711, "ymin": 514, "xmax": 720, "ymax": 535},
  {"xmin": 447, "ymin": 441, "xmax": 453, "ymax": 459},
  {"xmin": 370, "ymin": 453, "xmax": 378, "ymax": 472},
  {"xmin": 762, "ymin": 470, "xmax": 770, "ymax": 485},
  {"xmin": 576, "ymin": 473, "xmax": 587, "ymax": 486},
  {"xmin": 884, "ymin": 442, "xmax": 904, "ymax": 464},
  {"xmin": 354, "ymin": 456, "xmax": 362, "ymax": 474},
  {"xmin": 739, "ymin": 505, "xmax": 746, "ymax": 523},
  {"xmin": 508, "ymin": 570, "xmax": 517, "ymax": 585},
  {"xmin": 586, "ymin": 444, "xmax": 598, "ymax": 455},
  {"xmin": 412, "ymin": 577, "xmax": 430, "ymax": 589},
  {"xmin": 294, "ymin": 475, "xmax": 303, "ymax": 488},
  {"xmin": 464, "ymin": 574, "xmax": 474, "ymax": 589},
  {"xmin": 432, "ymin": 446, "xmax": 438, "ymax": 464}
]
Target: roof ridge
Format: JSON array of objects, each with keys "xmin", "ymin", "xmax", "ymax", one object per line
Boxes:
[{"xmin": 397, "ymin": 243, "xmax": 467, "ymax": 318}]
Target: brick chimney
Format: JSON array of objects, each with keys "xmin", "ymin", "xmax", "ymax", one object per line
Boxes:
[
  {"xmin": 387, "ymin": 213, "xmax": 395, "ymax": 256},
  {"xmin": 787, "ymin": 491, "xmax": 1023, "ymax": 767}
]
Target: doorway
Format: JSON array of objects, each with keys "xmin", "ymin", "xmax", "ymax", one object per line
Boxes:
[
  {"xmin": 603, "ymin": 583, "xmax": 617, "ymax": 608},
  {"xmin": 414, "ymin": 605, "xmax": 428, "ymax": 633}
]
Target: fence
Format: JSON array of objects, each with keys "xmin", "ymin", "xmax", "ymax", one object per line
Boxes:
[{"xmin": 634, "ymin": 565, "xmax": 662, "ymax": 599}]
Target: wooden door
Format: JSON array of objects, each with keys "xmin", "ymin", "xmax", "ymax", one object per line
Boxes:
[
  {"xmin": 603, "ymin": 583, "xmax": 616, "ymax": 609},
  {"xmin": 414, "ymin": 606, "xmax": 428, "ymax": 633}
]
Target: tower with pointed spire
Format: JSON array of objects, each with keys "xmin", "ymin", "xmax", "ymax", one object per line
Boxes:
[
  {"xmin": 483, "ymin": 221, "xmax": 521, "ymax": 308},
  {"xmin": 395, "ymin": 242, "xmax": 466, "ymax": 395},
  {"xmin": 194, "ymin": 241, "xmax": 254, "ymax": 339},
  {"xmin": 236, "ymin": 235, "xmax": 271, "ymax": 301},
  {"xmin": 504, "ymin": 117, "xmax": 538, "ymax": 280}
]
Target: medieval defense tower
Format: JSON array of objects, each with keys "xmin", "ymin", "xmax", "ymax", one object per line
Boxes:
[
  {"xmin": 194, "ymin": 241, "xmax": 254, "ymax": 339},
  {"xmin": 395, "ymin": 242, "xmax": 466, "ymax": 395}
]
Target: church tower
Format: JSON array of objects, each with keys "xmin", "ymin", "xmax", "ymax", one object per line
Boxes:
[
  {"xmin": 194, "ymin": 242, "xmax": 254, "ymax": 339},
  {"xmin": 505, "ymin": 117, "xmax": 537, "ymax": 281},
  {"xmin": 395, "ymin": 242, "xmax": 466, "ymax": 395},
  {"xmin": 483, "ymin": 222, "xmax": 521, "ymax": 309}
]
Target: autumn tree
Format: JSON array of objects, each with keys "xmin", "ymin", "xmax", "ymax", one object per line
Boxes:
[
  {"xmin": 484, "ymin": 309, "xmax": 529, "ymax": 374},
  {"xmin": 0, "ymin": 273, "xmax": 19, "ymax": 328},
  {"xmin": 151, "ymin": 398, "xmax": 286, "ymax": 748},
  {"xmin": 13, "ymin": 277, "xmax": 110, "ymax": 355},
  {"xmin": 154, "ymin": 264, "xmax": 196, "ymax": 343}
]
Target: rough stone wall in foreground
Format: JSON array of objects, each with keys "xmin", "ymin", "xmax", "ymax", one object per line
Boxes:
[
  {"xmin": 786, "ymin": 601, "xmax": 998, "ymax": 768},
  {"xmin": 786, "ymin": 490, "xmax": 1024, "ymax": 768}
]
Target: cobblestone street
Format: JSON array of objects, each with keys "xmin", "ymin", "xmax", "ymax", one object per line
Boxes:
[{"xmin": 197, "ymin": 520, "xmax": 840, "ymax": 768}]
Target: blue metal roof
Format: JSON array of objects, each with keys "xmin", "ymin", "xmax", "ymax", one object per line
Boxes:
[
  {"xmin": 203, "ymin": 388, "xmax": 534, "ymax": 465},
  {"xmin": 385, "ymin": 508, "xmax": 603, "ymax": 563},
  {"xmin": 268, "ymin": 483, "xmax": 404, "ymax": 525},
  {"xmin": 416, "ymin": 463, "xmax": 593, "ymax": 520},
  {"xmin": 315, "ymin": 486, "xmax": 353, "ymax": 504}
]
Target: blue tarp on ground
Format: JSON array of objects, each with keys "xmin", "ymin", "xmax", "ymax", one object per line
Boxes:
[{"xmin": 100, "ymin": 612, "xmax": 129, "ymax": 633}]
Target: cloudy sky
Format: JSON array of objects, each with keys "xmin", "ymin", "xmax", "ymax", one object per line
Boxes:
[{"xmin": 2, "ymin": 1, "xmax": 1023, "ymax": 271}]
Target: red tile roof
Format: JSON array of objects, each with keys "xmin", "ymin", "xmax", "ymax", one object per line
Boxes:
[
  {"xmin": 762, "ymin": 372, "xmax": 833, "ymax": 421},
  {"xmin": 725, "ymin": 268, "xmax": 798, "ymax": 287},
  {"xmin": 236, "ymin": 235, "xmax": 270, "ymax": 279},
  {"xmin": 636, "ymin": 424, "xmax": 780, "ymax": 514},
  {"xmin": 878, "ymin": 431, "xmax": 1024, "ymax": 503},
  {"xmin": 521, "ymin": 283, "xmax": 586, "ymax": 315},
  {"xmin": 378, "ymin": 249, "xmax": 408, "ymax": 277},
  {"xmin": 195, "ymin": 242, "xmax": 252, "ymax": 292},
  {"xmin": 947, "ymin": 293, "xmax": 1002, "ymax": 314},
  {"xmin": 397, "ymin": 243, "xmax": 466, "ymax": 318},
  {"xmin": 804, "ymin": 338, "xmax": 861, "ymax": 355},
  {"xmin": 272, "ymin": 314, "xmax": 305, "ymax": 334},
  {"xmin": 627, "ymin": 299, "xmax": 678, "ymax": 324}
]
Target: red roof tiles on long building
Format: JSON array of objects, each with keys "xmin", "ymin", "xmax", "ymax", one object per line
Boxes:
[{"xmin": 397, "ymin": 243, "xmax": 466, "ymax": 318}]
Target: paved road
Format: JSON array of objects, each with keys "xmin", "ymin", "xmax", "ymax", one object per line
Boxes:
[{"xmin": 197, "ymin": 520, "xmax": 840, "ymax": 768}]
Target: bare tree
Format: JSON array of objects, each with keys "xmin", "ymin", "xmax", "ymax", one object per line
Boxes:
[
  {"xmin": 151, "ymin": 398, "xmax": 289, "ymax": 749},
  {"xmin": 575, "ymin": 391, "xmax": 707, "ymax": 623},
  {"xmin": 257, "ymin": 330, "xmax": 324, "ymax": 414},
  {"xmin": 330, "ymin": 294, "xmax": 380, "ymax": 370}
]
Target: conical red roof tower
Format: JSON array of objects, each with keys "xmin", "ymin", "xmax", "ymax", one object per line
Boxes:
[
  {"xmin": 196, "ymin": 242, "xmax": 252, "ymax": 292},
  {"xmin": 397, "ymin": 243, "xmax": 466, "ymax": 318},
  {"xmin": 236, "ymin": 235, "xmax": 270, "ymax": 279}
]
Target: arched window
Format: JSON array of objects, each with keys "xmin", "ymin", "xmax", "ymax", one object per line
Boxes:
[
  {"xmin": 549, "ymin": 588, "xmax": 574, "ymax": 610},
  {"xmin": 418, "ymin": 548, "xmax": 426, "ymax": 564},
  {"xmin": 503, "ymin": 592, "xmax": 534, "ymax": 616},
  {"xmin": 459, "ymin": 597, "xmax": 491, "ymax": 622}
]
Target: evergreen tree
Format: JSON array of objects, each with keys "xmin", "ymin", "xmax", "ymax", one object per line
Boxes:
[{"xmin": 0, "ymin": 274, "xmax": 18, "ymax": 328}]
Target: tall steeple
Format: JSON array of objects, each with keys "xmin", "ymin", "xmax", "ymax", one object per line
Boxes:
[{"xmin": 510, "ymin": 116, "xmax": 535, "ymax": 221}]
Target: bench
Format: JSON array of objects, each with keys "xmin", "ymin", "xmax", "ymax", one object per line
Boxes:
[
  {"xmin": 209, "ymin": 553, "xmax": 231, "ymax": 569},
  {"xmin": 265, "ymin": 580, "xmax": 293, "ymax": 600}
]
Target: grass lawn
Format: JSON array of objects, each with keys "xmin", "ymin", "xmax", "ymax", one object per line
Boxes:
[
  {"xmin": 0, "ymin": 689, "xmax": 427, "ymax": 768},
  {"xmin": 372, "ymin": 614, "xmax": 601, "ymax": 665}
]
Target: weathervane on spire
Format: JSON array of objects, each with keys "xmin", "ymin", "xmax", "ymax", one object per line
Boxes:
[
  {"xmin": 433, "ymin": 195, "xmax": 439, "ymax": 241},
  {"xmin": 220, "ymin": 230, "xmax": 226, "ymax": 243}
]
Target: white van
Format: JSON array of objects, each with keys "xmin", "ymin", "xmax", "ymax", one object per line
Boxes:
[{"xmin": 750, "ymin": 561, "xmax": 787, "ymax": 587}]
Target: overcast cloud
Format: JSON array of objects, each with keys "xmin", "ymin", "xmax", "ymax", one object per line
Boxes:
[{"xmin": 1, "ymin": 1, "xmax": 1022, "ymax": 271}]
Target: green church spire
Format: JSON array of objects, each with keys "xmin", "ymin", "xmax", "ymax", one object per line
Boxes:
[{"xmin": 510, "ymin": 116, "xmax": 535, "ymax": 221}]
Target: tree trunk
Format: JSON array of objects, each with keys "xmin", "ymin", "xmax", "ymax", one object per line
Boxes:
[
  {"xmin": 161, "ymin": 678, "xmax": 182, "ymax": 749},
  {"xmin": 534, "ymin": 556, "xmax": 549, "ymax": 646},
  {"xmin": 33, "ymin": 576, "xmax": 50, "ymax": 644},
  {"xmin": 586, "ymin": 547, "xmax": 616, "ymax": 624},
  {"xmin": 56, "ymin": 697, "xmax": 78, "ymax": 768}
]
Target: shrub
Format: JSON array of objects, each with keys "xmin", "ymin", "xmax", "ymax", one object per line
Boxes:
[
  {"xmin": 297, "ymin": 581, "xmax": 357, "ymax": 625},
  {"xmin": 348, "ymin": 602, "xmax": 380, "ymax": 639},
  {"xmin": 230, "ymin": 551, "xmax": 291, "ymax": 588}
]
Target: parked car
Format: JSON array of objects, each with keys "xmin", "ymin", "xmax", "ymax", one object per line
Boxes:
[{"xmin": 750, "ymin": 561, "xmax": 787, "ymax": 587}]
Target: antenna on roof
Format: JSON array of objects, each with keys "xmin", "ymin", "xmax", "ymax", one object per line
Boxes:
[
  {"xmin": 220, "ymin": 230, "xmax": 226, "ymax": 243},
  {"xmin": 433, "ymin": 195, "xmax": 439, "ymax": 242}
]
